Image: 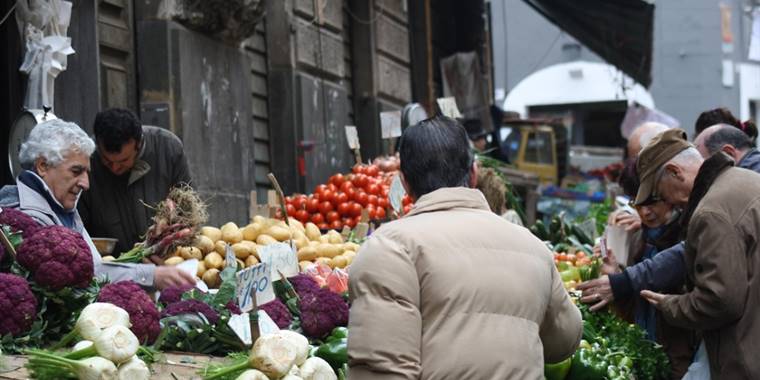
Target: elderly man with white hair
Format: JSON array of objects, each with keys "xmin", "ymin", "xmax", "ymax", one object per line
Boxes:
[{"xmin": 0, "ymin": 119, "xmax": 195, "ymax": 290}]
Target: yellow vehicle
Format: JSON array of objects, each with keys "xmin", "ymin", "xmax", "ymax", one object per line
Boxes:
[{"xmin": 491, "ymin": 118, "xmax": 568, "ymax": 185}]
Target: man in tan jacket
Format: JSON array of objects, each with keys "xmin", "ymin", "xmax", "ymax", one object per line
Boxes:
[
  {"xmin": 638, "ymin": 129, "xmax": 760, "ymax": 379},
  {"xmin": 348, "ymin": 116, "xmax": 582, "ymax": 380}
]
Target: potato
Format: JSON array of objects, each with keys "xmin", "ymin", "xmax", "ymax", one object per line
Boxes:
[
  {"xmin": 288, "ymin": 218, "xmax": 305, "ymax": 233},
  {"xmin": 253, "ymin": 215, "xmax": 267, "ymax": 225},
  {"xmin": 299, "ymin": 261, "xmax": 314, "ymax": 272},
  {"xmin": 214, "ymin": 240, "xmax": 229, "ymax": 255},
  {"xmin": 330, "ymin": 255, "xmax": 348, "ymax": 269},
  {"xmin": 197, "ymin": 261, "xmax": 207, "ymax": 277},
  {"xmin": 164, "ymin": 256, "xmax": 185, "ymax": 266},
  {"xmin": 245, "ymin": 255, "xmax": 260, "ymax": 267},
  {"xmin": 231, "ymin": 243, "xmax": 252, "ymax": 259},
  {"xmin": 194, "ymin": 235, "xmax": 215, "ymax": 254},
  {"xmin": 256, "ymin": 234, "xmax": 278, "ymax": 246},
  {"xmin": 222, "ymin": 228, "xmax": 244, "ymax": 244},
  {"xmin": 304, "ymin": 223, "xmax": 321, "ymax": 241},
  {"xmin": 102, "ymin": 255, "xmax": 116, "ymax": 262},
  {"xmin": 315, "ymin": 257, "xmax": 332, "ymax": 267},
  {"xmin": 221, "ymin": 222, "xmax": 239, "ymax": 234},
  {"xmin": 316, "ymin": 243, "xmax": 343, "ymax": 258},
  {"xmin": 297, "ymin": 246, "xmax": 318, "ymax": 262},
  {"xmin": 266, "ymin": 225, "xmax": 292, "ymax": 241},
  {"xmin": 203, "ymin": 268, "xmax": 221, "ymax": 288},
  {"xmin": 327, "ymin": 230, "xmax": 343, "ymax": 244},
  {"xmin": 308, "ymin": 241, "xmax": 320, "ymax": 248},
  {"xmin": 344, "ymin": 254, "xmax": 354, "ymax": 266},
  {"xmin": 242, "ymin": 223, "xmax": 263, "ymax": 241},
  {"xmin": 293, "ymin": 230, "xmax": 309, "ymax": 249},
  {"xmin": 343, "ymin": 250, "xmax": 357, "ymax": 259},
  {"xmin": 204, "ymin": 252, "xmax": 224, "ymax": 269},
  {"xmin": 240, "ymin": 241, "xmax": 259, "ymax": 258},
  {"xmin": 319, "ymin": 235, "xmax": 330, "ymax": 244},
  {"xmin": 180, "ymin": 246, "xmax": 203, "ymax": 260},
  {"xmin": 343, "ymin": 242, "xmax": 360, "ymax": 252},
  {"xmin": 201, "ymin": 226, "xmax": 222, "ymax": 242}
]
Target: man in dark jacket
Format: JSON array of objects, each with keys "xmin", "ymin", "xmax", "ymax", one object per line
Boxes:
[
  {"xmin": 78, "ymin": 108, "xmax": 192, "ymax": 254},
  {"xmin": 635, "ymin": 129, "xmax": 760, "ymax": 379}
]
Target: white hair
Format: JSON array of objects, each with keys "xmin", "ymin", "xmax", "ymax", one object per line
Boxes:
[
  {"xmin": 638, "ymin": 122, "xmax": 670, "ymax": 151},
  {"xmin": 668, "ymin": 147, "xmax": 703, "ymax": 167},
  {"xmin": 19, "ymin": 119, "xmax": 96, "ymax": 170}
]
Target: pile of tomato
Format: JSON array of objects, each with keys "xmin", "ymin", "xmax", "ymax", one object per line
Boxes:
[{"xmin": 282, "ymin": 164, "xmax": 413, "ymax": 231}]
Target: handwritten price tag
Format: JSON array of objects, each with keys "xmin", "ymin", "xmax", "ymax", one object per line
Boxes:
[
  {"xmin": 235, "ymin": 262, "xmax": 275, "ymax": 312},
  {"xmin": 380, "ymin": 111, "xmax": 402, "ymax": 139},
  {"xmin": 258, "ymin": 242, "xmax": 299, "ymax": 281},
  {"xmin": 345, "ymin": 126, "xmax": 360, "ymax": 149},
  {"xmin": 437, "ymin": 97, "xmax": 462, "ymax": 119}
]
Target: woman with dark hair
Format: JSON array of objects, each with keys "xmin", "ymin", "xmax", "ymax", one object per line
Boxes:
[{"xmin": 694, "ymin": 107, "xmax": 758, "ymax": 144}]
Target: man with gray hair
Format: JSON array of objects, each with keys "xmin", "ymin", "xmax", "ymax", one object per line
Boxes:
[
  {"xmin": 0, "ymin": 119, "xmax": 195, "ymax": 290},
  {"xmin": 632, "ymin": 129, "xmax": 760, "ymax": 379},
  {"xmin": 694, "ymin": 123, "xmax": 760, "ymax": 172}
]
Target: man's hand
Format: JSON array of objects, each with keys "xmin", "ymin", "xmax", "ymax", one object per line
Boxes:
[
  {"xmin": 640, "ymin": 290, "xmax": 667, "ymax": 307},
  {"xmin": 154, "ymin": 266, "xmax": 196, "ymax": 290},
  {"xmin": 576, "ymin": 275, "xmax": 614, "ymax": 312},
  {"xmin": 601, "ymin": 249, "xmax": 621, "ymax": 275},
  {"xmin": 611, "ymin": 211, "xmax": 642, "ymax": 232}
]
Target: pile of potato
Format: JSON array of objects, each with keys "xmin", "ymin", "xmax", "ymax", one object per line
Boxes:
[{"xmin": 164, "ymin": 215, "xmax": 360, "ymax": 288}]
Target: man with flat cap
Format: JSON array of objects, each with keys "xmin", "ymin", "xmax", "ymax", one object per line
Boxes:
[{"xmin": 636, "ymin": 128, "xmax": 760, "ymax": 379}]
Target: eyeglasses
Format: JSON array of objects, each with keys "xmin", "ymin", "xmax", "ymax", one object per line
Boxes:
[{"xmin": 628, "ymin": 195, "xmax": 662, "ymax": 209}]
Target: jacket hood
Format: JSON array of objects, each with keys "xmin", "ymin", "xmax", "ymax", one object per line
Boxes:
[{"xmin": 406, "ymin": 187, "xmax": 491, "ymax": 217}]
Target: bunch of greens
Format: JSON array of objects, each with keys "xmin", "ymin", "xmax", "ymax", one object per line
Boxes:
[
  {"xmin": 579, "ymin": 303, "xmax": 670, "ymax": 380},
  {"xmin": 475, "ymin": 154, "xmax": 527, "ymax": 225},
  {"xmin": 587, "ymin": 198, "xmax": 613, "ymax": 236}
]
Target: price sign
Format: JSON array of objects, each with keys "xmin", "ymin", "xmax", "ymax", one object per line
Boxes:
[
  {"xmin": 389, "ymin": 174, "xmax": 406, "ymax": 214},
  {"xmin": 228, "ymin": 312, "xmax": 252, "ymax": 345},
  {"xmin": 259, "ymin": 242, "xmax": 299, "ymax": 281},
  {"xmin": 380, "ymin": 111, "xmax": 402, "ymax": 139},
  {"xmin": 437, "ymin": 97, "xmax": 462, "ymax": 119},
  {"xmin": 225, "ymin": 244, "xmax": 237, "ymax": 270},
  {"xmin": 256, "ymin": 309, "xmax": 281, "ymax": 336},
  {"xmin": 345, "ymin": 126, "xmax": 360, "ymax": 149},
  {"xmin": 235, "ymin": 262, "xmax": 275, "ymax": 312}
]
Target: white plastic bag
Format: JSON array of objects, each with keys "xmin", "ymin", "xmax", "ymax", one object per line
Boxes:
[{"xmin": 681, "ymin": 341, "xmax": 710, "ymax": 380}]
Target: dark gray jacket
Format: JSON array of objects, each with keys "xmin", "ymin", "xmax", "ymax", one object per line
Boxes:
[
  {"xmin": 610, "ymin": 148, "xmax": 760, "ymax": 299},
  {"xmin": 79, "ymin": 126, "xmax": 191, "ymax": 254}
]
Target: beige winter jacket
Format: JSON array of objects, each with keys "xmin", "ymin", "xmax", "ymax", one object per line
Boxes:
[{"xmin": 348, "ymin": 187, "xmax": 582, "ymax": 380}]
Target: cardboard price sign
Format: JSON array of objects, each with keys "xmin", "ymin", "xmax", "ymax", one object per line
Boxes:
[
  {"xmin": 344, "ymin": 126, "xmax": 360, "ymax": 149},
  {"xmin": 380, "ymin": 111, "xmax": 402, "ymax": 139},
  {"xmin": 258, "ymin": 242, "xmax": 299, "ymax": 281},
  {"xmin": 437, "ymin": 97, "xmax": 462, "ymax": 119},
  {"xmin": 235, "ymin": 262, "xmax": 275, "ymax": 312}
]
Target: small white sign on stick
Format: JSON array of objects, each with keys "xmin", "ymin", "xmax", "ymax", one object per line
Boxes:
[
  {"xmin": 437, "ymin": 97, "xmax": 462, "ymax": 119},
  {"xmin": 235, "ymin": 262, "xmax": 275, "ymax": 312},
  {"xmin": 258, "ymin": 242, "xmax": 299, "ymax": 281},
  {"xmin": 345, "ymin": 126, "xmax": 360, "ymax": 149},
  {"xmin": 380, "ymin": 111, "xmax": 402, "ymax": 139}
]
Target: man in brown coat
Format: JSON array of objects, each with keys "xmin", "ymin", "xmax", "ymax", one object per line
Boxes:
[
  {"xmin": 638, "ymin": 129, "xmax": 760, "ymax": 379},
  {"xmin": 348, "ymin": 116, "xmax": 582, "ymax": 379}
]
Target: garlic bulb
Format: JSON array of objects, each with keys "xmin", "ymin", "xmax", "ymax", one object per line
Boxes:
[
  {"xmin": 235, "ymin": 369, "xmax": 270, "ymax": 380},
  {"xmin": 299, "ymin": 357, "xmax": 337, "ymax": 380},
  {"xmin": 249, "ymin": 333, "xmax": 299, "ymax": 379},
  {"xmin": 277, "ymin": 330, "xmax": 310, "ymax": 366},
  {"xmin": 94, "ymin": 325, "xmax": 139, "ymax": 364},
  {"xmin": 77, "ymin": 303, "xmax": 131, "ymax": 341},
  {"xmin": 117, "ymin": 356, "xmax": 150, "ymax": 380}
]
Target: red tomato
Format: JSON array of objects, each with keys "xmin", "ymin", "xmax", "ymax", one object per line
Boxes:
[
  {"xmin": 345, "ymin": 217, "xmax": 357, "ymax": 228},
  {"xmin": 306, "ymin": 197, "xmax": 320, "ymax": 213},
  {"xmin": 366, "ymin": 165, "xmax": 379, "ymax": 177},
  {"xmin": 337, "ymin": 202, "xmax": 351, "ymax": 216},
  {"xmin": 314, "ymin": 184, "xmax": 328, "ymax": 194},
  {"xmin": 318, "ymin": 223, "xmax": 329, "ymax": 230},
  {"xmin": 345, "ymin": 187, "xmax": 356, "ymax": 201},
  {"xmin": 356, "ymin": 192, "xmax": 369, "ymax": 207},
  {"xmin": 311, "ymin": 213, "xmax": 325, "ymax": 225},
  {"xmin": 319, "ymin": 201, "xmax": 334, "ymax": 214},
  {"xmin": 381, "ymin": 187, "xmax": 390, "ymax": 197},
  {"xmin": 350, "ymin": 202, "xmax": 362, "ymax": 217},
  {"xmin": 403, "ymin": 195, "xmax": 412, "ymax": 206},
  {"xmin": 295, "ymin": 209, "xmax": 310, "ymax": 223},
  {"xmin": 285, "ymin": 204, "xmax": 296, "ymax": 217},
  {"xmin": 335, "ymin": 192, "xmax": 349, "ymax": 205},
  {"xmin": 367, "ymin": 184, "xmax": 380, "ymax": 195},
  {"xmin": 330, "ymin": 173, "xmax": 345, "ymax": 187},
  {"xmin": 403, "ymin": 204, "xmax": 412, "ymax": 214},
  {"xmin": 374, "ymin": 207, "xmax": 386, "ymax": 219},
  {"xmin": 378, "ymin": 197, "xmax": 389, "ymax": 209},
  {"xmin": 293, "ymin": 195, "xmax": 307, "ymax": 210},
  {"xmin": 285, "ymin": 196, "xmax": 293, "ymax": 205},
  {"xmin": 365, "ymin": 204, "xmax": 375, "ymax": 217},
  {"xmin": 340, "ymin": 181, "xmax": 354, "ymax": 193},
  {"xmin": 330, "ymin": 220, "xmax": 343, "ymax": 231},
  {"xmin": 367, "ymin": 194, "xmax": 379, "ymax": 206},
  {"xmin": 354, "ymin": 175, "xmax": 368, "ymax": 189},
  {"xmin": 327, "ymin": 183, "xmax": 338, "ymax": 192},
  {"xmin": 326, "ymin": 211, "xmax": 340, "ymax": 223},
  {"xmin": 322, "ymin": 190, "xmax": 333, "ymax": 205},
  {"xmin": 352, "ymin": 165, "xmax": 363, "ymax": 174}
]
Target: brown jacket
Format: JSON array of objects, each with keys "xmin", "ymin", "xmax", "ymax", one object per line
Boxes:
[
  {"xmin": 659, "ymin": 153, "xmax": 760, "ymax": 379},
  {"xmin": 348, "ymin": 188, "xmax": 582, "ymax": 380}
]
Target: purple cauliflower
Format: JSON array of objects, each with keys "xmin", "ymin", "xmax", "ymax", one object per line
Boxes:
[
  {"xmin": 225, "ymin": 300, "xmax": 242, "ymax": 315},
  {"xmin": 299, "ymin": 288, "xmax": 349, "ymax": 339},
  {"xmin": 161, "ymin": 299, "xmax": 220, "ymax": 325},
  {"xmin": 0, "ymin": 273, "xmax": 37, "ymax": 337},
  {"xmin": 289, "ymin": 273, "xmax": 321, "ymax": 297},
  {"xmin": 98, "ymin": 281, "xmax": 161, "ymax": 343},
  {"xmin": 16, "ymin": 226, "xmax": 93, "ymax": 290},
  {"xmin": 157, "ymin": 284, "xmax": 194, "ymax": 306},
  {"xmin": 0, "ymin": 208, "xmax": 42, "ymax": 238},
  {"xmin": 259, "ymin": 299, "xmax": 292, "ymax": 329}
]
